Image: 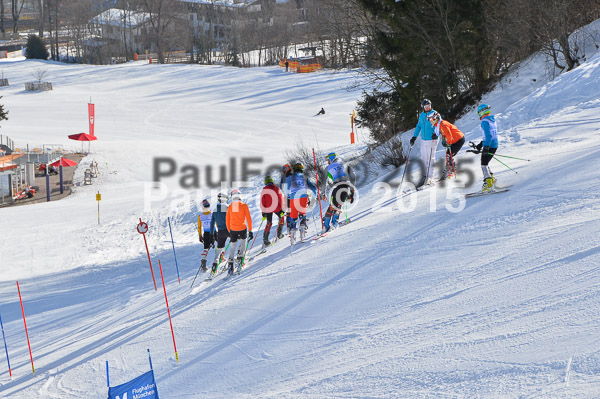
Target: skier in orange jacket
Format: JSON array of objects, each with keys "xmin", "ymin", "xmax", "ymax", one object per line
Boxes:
[
  {"xmin": 428, "ymin": 111, "xmax": 465, "ymax": 179},
  {"xmin": 225, "ymin": 189, "xmax": 253, "ymax": 275}
]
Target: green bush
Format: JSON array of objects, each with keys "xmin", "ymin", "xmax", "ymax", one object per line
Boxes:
[{"xmin": 25, "ymin": 35, "xmax": 49, "ymax": 60}]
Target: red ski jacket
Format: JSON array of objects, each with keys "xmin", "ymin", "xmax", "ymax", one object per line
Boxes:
[{"xmin": 260, "ymin": 183, "xmax": 284, "ymax": 214}]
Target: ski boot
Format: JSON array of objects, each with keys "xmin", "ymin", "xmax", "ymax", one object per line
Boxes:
[
  {"xmin": 481, "ymin": 177, "xmax": 494, "ymax": 193},
  {"xmin": 211, "ymin": 262, "xmax": 218, "ymax": 277},
  {"xmin": 235, "ymin": 256, "xmax": 244, "ymax": 274},
  {"xmin": 331, "ymin": 213, "xmax": 339, "ymax": 230},
  {"xmin": 227, "ymin": 260, "xmax": 234, "ymax": 276},
  {"xmin": 290, "ymin": 228, "xmax": 297, "ymax": 245},
  {"xmin": 200, "ymin": 259, "xmax": 208, "ymax": 273}
]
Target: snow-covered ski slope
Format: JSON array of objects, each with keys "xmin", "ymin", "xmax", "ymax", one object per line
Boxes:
[{"xmin": 1, "ymin": 34, "xmax": 600, "ymax": 397}]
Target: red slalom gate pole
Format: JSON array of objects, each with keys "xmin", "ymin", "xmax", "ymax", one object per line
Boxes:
[
  {"xmin": 138, "ymin": 219, "xmax": 157, "ymax": 291},
  {"xmin": 16, "ymin": 281, "xmax": 35, "ymax": 375},
  {"xmin": 158, "ymin": 261, "xmax": 178, "ymax": 362},
  {"xmin": 312, "ymin": 148, "xmax": 324, "ymax": 228}
]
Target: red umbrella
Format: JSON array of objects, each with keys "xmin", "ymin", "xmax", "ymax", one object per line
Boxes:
[
  {"xmin": 68, "ymin": 132, "xmax": 97, "ymax": 153},
  {"xmin": 50, "ymin": 157, "xmax": 78, "ymax": 167}
]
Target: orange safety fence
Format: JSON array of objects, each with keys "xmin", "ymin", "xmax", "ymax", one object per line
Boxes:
[
  {"xmin": 296, "ymin": 63, "xmax": 322, "ymax": 73},
  {"xmin": 279, "ymin": 59, "xmax": 300, "ymax": 70}
]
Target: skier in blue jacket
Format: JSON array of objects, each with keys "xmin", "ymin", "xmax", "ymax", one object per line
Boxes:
[
  {"xmin": 286, "ymin": 163, "xmax": 317, "ymax": 244},
  {"xmin": 475, "ymin": 104, "xmax": 499, "ymax": 192},
  {"xmin": 209, "ymin": 192, "xmax": 229, "ymax": 274},
  {"xmin": 321, "ymin": 153, "xmax": 356, "ymax": 234},
  {"xmin": 410, "ymin": 99, "xmax": 438, "ymax": 185}
]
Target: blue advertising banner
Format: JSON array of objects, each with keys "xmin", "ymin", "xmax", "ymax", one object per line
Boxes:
[{"xmin": 108, "ymin": 369, "xmax": 159, "ymax": 399}]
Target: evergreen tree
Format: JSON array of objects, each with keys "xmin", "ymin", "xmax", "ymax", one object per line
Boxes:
[
  {"xmin": 355, "ymin": 0, "xmax": 490, "ymax": 141},
  {"xmin": 25, "ymin": 35, "xmax": 49, "ymax": 60},
  {"xmin": 0, "ymin": 97, "xmax": 8, "ymax": 126}
]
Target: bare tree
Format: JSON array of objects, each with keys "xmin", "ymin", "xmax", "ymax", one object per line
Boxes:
[
  {"xmin": 32, "ymin": 68, "xmax": 48, "ymax": 83},
  {"xmin": 11, "ymin": 0, "xmax": 26, "ymax": 33},
  {"xmin": 134, "ymin": 0, "xmax": 182, "ymax": 63}
]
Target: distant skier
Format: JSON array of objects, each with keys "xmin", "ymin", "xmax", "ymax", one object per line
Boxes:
[
  {"xmin": 197, "ymin": 199, "xmax": 214, "ymax": 272},
  {"xmin": 209, "ymin": 192, "xmax": 230, "ymax": 275},
  {"xmin": 427, "ymin": 111, "xmax": 465, "ymax": 179},
  {"xmin": 321, "ymin": 152, "xmax": 356, "ymax": 234},
  {"xmin": 260, "ymin": 175, "xmax": 285, "ymax": 246},
  {"xmin": 315, "ymin": 107, "xmax": 325, "ymax": 116},
  {"xmin": 475, "ymin": 104, "xmax": 499, "ymax": 192},
  {"xmin": 225, "ymin": 189, "xmax": 253, "ymax": 274},
  {"xmin": 410, "ymin": 99, "xmax": 438, "ymax": 185},
  {"xmin": 286, "ymin": 163, "xmax": 317, "ymax": 244}
]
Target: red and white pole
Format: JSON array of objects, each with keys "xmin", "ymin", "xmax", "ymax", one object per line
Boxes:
[
  {"xmin": 158, "ymin": 261, "xmax": 178, "ymax": 362},
  {"xmin": 138, "ymin": 219, "xmax": 157, "ymax": 291},
  {"xmin": 16, "ymin": 281, "xmax": 35, "ymax": 375}
]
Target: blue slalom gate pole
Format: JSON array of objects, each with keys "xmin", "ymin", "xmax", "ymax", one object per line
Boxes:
[
  {"xmin": 106, "ymin": 360, "xmax": 110, "ymax": 387},
  {"xmin": 147, "ymin": 349, "xmax": 153, "ymax": 369},
  {"xmin": 0, "ymin": 313, "xmax": 11, "ymax": 378},
  {"xmin": 167, "ymin": 217, "xmax": 181, "ymax": 284}
]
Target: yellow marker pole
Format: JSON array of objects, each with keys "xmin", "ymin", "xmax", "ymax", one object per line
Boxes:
[{"xmin": 96, "ymin": 192, "xmax": 101, "ymax": 224}]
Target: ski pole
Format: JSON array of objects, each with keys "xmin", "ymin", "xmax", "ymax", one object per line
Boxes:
[
  {"xmin": 191, "ymin": 238, "xmax": 217, "ymax": 288},
  {"xmin": 448, "ymin": 149, "xmax": 456, "ymax": 177},
  {"xmin": 424, "ymin": 137, "xmax": 439, "ymax": 182},
  {"xmin": 190, "ymin": 261, "xmax": 203, "ymax": 288},
  {"xmin": 167, "ymin": 217, "xmax": 181, "ymax": 284},
  {"xmin": 488, "ymin": 153, "xmax": 531, "ymax": 162},
  {"xmin": 492, "ymin": 156, "xmax": 518, "ymax": 174},
  {"xmin": 312, "ymin": 148, "xmax": 324, "ymax": 228},
  {"xmin": 344, "ymin": 201, "xmax": 348, "ymax": 224},
  {"xmin": 398, "ymin": 144, "xmax": 413, "ymax": 188},
  {"xmin": 241, "ymin": 219, "xmax": 264, "ymax": 268}
]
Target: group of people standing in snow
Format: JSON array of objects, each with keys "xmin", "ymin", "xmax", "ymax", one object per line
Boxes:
[
  {"xmin": 411, "ymin": 98, "xmax": 500, "ymax": 192},
  {"xmin": 196, "ymin": 99, "xmax": 499, "ymax": 278},
  {"xmin": 196, "ymin": 153, "xmax": 356, "ymax": 277}
]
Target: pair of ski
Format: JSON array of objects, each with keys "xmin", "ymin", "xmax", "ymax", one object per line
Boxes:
[
  {"xmin": 412, "ymin": 177, "xmax": 511, "ymax": 198},
  {"xmin": 312, "ymin": 219, "xmax": 351, "ymax": 242},
  {"xmin": 464, "ymin": 186, "xmax": 510, "ymax": 198}
]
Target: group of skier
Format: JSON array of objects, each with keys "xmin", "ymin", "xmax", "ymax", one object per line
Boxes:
[
  {"xmin": 196, "ymin": 99, "xmax": 499, "ymax": 278},
  {"xmin": 410, "ymin": 99, "xmax": 499, "ymax": 192},
  {"xmin": 197, "ymin": 153, "xmax": 356, "ymax": 278}
]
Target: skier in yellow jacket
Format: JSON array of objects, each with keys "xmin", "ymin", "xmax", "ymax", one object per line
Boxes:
[{"xmin": 197, "ymin": 199, "xmax": 214, "ymax": 272}]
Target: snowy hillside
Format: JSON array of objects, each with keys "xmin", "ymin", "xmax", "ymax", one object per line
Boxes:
[{"xmin": 0, "ymin": 38, "xmax": 599, "ymax": 398}]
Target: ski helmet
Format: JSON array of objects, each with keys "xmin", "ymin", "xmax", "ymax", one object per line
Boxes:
[
  {"xmin": 202, "ymin": 199, "xmax": 210, "ymax": 208},
  {"xmin": 427, "ymin": 110, "xmax": 440, "ymax": 125},
  {"xmin": 265, "ymin": 175, "xmax": 274, "ymax": 185},
  {"xmin": 292, "ymin": 163, "xmax": 304, "ymax": 173},
  {"xmin": 421, "ymin": 99, "xmax": 432, "ymax": 108},
  {"xmin": 326, "ymin": 152, "xmax": 337, "ymax": 163},
  {"xmin": 217, "ymin": 192, "xmax": 228, "ymax": 203},
  {"xmin": 282, "ymin": 164, "xmax": 291, "ymax": 174},
  {"xmin": 230, "ymin": 189, "xmax": 242, "ymax": 201},
  {"xmin": 477, "ymin": 104, "xmax": 491, "ymax": 118}
]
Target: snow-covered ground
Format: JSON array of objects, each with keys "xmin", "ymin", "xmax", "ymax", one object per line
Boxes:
[{"xmin": 0, "ymin": 32, "xmax": 599, "ymax": 398}]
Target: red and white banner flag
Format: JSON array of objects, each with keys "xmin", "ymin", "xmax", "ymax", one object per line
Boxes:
[{"xmin": 88, "ymin": 103, "xmax": 95, "ymax": 136}]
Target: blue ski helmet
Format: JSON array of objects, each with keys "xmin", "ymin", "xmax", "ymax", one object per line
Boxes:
[
  {"xmin": 477, "ymin": 104, "xmax": 491, "ymax": 118},
  {"xmin": 421, "ymin": 99, "xmax": 432, "ymax": 108},
  {"xmin": 202, "ymin": 199, "xmax": 210, "ymax": 208},
  {"xmin": 326, "ymin": 152, "xmax": 337, "ymax": 163}
]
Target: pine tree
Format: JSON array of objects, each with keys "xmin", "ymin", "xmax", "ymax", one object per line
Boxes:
[
  {"xmin": 25, "ymin": 35, "xmax": 49, "ymax": 60},
  {"xmin": 0, "ymin": 97, "xmax": 8, "ymax": 126}
]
